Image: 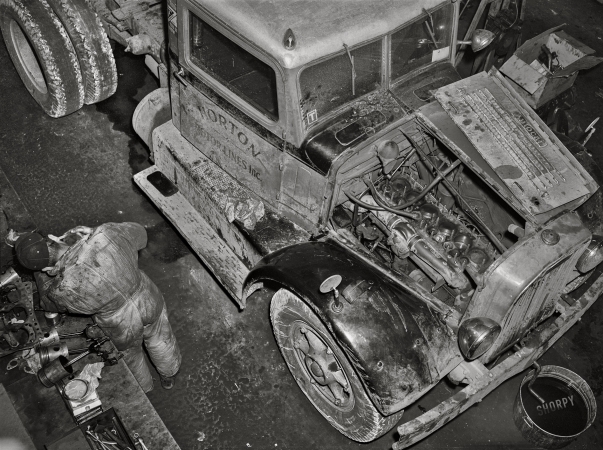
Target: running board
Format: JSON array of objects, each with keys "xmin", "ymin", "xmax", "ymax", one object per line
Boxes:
[{"xmin": 134, "ymin": 166, "xmax": 249, "ymax": 306}]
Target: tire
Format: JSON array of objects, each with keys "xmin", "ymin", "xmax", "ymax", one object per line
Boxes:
[
  {"xmin": 46, "ymin": 0, "xmax": 117, "ymax": 104},
  {"xmin": 563, "ymin": 270, "xmax": 594, "ymax": 294},
  {"xmin": 270, "ymin": 289, "xmax": 404, "ymax": 442},
  {"xmin": 0, "ymin": 0, "xmax": 84, "ymax": 117}
]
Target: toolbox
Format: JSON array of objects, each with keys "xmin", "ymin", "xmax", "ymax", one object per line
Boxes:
[
  {"xmin": 500, "ymin": 25, "xmax": 603, "ymax": 108},
  {"xmin": 79, "ymin": 408, "xmax": 136, "ymax": 450}
]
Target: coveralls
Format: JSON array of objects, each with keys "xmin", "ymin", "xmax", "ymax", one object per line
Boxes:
[{"xmin": 37, "ymin": 222, "xmax": 181, "ymax": 392}]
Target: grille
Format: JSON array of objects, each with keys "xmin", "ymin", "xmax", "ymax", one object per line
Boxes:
[{"xmin": 495, "ymin": 248, "xmax": 585, "ymax": 352}]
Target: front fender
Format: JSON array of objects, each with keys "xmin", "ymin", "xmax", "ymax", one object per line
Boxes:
[{"xmin": 244, "ymin": 240, "xmax": 462, "ymax": 415}]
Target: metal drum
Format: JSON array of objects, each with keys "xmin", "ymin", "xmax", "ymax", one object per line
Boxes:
[
  {"xmin": 38, "ymin": 341, "xmax": 69, "ymax": 366},
  {"xmin": 38, "ymin": 328, "xmax": 60, "ymax": 347},
  {"xmin": 514, "ymin": 365, "xmax": 596, "ymax": 449},
  {"xmin": 37, "ymin": 356, "xmax": 73, "ymax": 387}
]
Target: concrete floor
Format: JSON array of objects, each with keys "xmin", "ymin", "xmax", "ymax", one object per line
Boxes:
[{"xmin": 1, "ymin": 1, "xmax": 603, "ymax": 449}]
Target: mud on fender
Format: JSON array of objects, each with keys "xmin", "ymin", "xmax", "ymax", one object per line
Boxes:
[{"xmin": 244, "ymin": 240, "xmax": 463, "ymax": 415}]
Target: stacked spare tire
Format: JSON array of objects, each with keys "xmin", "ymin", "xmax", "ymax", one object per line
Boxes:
[{"xmin": 0, "ymin": 0, "xmax": 117, "ymax": 117}]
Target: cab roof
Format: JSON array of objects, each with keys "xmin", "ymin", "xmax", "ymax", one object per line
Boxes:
[{"xmin": 197, "ymin": 0, "xmax": 448, "ymax": 69}]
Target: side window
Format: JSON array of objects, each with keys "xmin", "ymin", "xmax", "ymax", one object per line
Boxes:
[{"xmin": 189, "ymin": 13, "xmax": 279, "ymax": 121}]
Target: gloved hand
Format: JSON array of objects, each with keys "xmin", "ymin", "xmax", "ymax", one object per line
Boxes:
[{"xmin": 67, "ymin": 225, "xmax": 94, "ymax": 236}]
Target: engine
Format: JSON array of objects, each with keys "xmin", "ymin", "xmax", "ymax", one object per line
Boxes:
[{"xmin": 332, "ymin": 128, "xmax": 523, "ymax": 313}]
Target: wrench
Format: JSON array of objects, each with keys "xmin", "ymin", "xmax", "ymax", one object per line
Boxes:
[{"xmin": 133, "ymin": 433, "xmax": 149, "ymax": 450}]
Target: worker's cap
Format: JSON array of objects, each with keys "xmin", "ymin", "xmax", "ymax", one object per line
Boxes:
[{"xmin": 14, "ymin": 233, "xmax": 50, "ymax": 270}]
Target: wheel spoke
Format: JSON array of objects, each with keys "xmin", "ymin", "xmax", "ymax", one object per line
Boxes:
[
  {"xmin": 294, "ymin": 324, "xmax": 351, "ymax": 407},
  {"xmin": 327, "ymin": 380, "xmax": 348, "ymax": 406}
]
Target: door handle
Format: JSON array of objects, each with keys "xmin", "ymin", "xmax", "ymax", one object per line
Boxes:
[{"xmin": 173, "ymin": 68, "xmax": 189, "ymax": 87}]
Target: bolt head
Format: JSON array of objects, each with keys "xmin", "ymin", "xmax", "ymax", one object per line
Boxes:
[{"xmin": 541, "ymin": 229, "xmax": 560, "ymax": 245}]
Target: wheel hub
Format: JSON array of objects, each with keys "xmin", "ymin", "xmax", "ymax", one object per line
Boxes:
[{"xmin": 293, "ymin": 324, "xmax": 351, "ymax": 408}]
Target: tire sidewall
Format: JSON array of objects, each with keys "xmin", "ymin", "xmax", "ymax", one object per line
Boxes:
[
  {"xmin": 0, "ymin": 7, "xmax": 50, "ymax": 106},
  {"xmin": 271, "ymin": 289, "xmax": 400, "ymax": 442},
  {"xmin": 0, "ymin": 0, "xmax": 83, "ymax": 117}
]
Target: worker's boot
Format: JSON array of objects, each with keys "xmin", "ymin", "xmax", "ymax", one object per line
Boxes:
[{"xmin": 160, "ymin": 374, "xmax": 176, "ymax": 390}]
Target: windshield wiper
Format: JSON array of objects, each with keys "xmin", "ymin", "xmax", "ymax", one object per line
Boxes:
[
  {"xmin": 343, "ymin": 43, "xmax": 356, "ymax": 96},
  {"xmin": 422, "ymin": 8, "xmax": 440, "ymax": 49}
]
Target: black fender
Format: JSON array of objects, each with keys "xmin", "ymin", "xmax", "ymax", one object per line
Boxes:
[{"xmin": 244, "ymin": 240, "xmax": 462, "ymax": 416}]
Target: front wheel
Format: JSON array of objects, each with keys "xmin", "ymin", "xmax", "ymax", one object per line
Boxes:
[{"xmin": 270, "ymin": 289, "xmax": 403, "ymax": 442}]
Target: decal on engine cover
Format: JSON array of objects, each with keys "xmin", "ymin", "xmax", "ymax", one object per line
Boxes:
[
  {"xmin": 511, "ymin": 111, "xmax": 546, "ymax": 147},
  {"xmin": 433, "ymin": 71, "xmax": 593, "ymax": 216}
]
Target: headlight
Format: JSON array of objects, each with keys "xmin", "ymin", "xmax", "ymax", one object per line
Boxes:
[
  {"xmin": 458, "ymin": 317, "xmax": 501, "ymax": 360},
  {"xmin": 576, "ymin": 235, "xmax": 603, "ymax": 273}
]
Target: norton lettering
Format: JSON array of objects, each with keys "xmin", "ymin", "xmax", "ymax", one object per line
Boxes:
[
  {"xmin": 196, "ymin": 127, "xmax": 262, "ymax": 181},
  {"xmin": 512, "ymin": 111, "xmax": 547, "ymax": 147},
  {"xmin": 197, "ymin": 105, "xmax": 261, "ymax": 157},
  {"xmin": 536, "ymin": 395, "xmax": 575, "ymax": 416}
]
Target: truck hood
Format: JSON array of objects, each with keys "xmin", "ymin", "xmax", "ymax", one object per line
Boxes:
[{"xmin": 417, "ymin": 70, "xmax": 598, "ymax": 224}]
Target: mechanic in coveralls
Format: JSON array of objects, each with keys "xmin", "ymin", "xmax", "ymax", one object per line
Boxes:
[{"xmin": 14, "ymin": 222, "xmax": 181, "ymax": 392}]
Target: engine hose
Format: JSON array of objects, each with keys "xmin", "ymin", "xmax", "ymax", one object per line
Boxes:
[
  {"xmin": 344, "ymin": 191, "xmax": 419, "ymax": 220},
  {"xmin": 402, "ymin": 131, "xmax": 507, "ymax": 254},
  {"xmin": 373, "ymin": 159, "xmax": 462, "ymax": 211},
  {"xmin": 369, "ymin": 187, "xmax": 422, "ymax": 219},
  {"xmin": 355, "ymin": 148, "xmax": 418, "ymax": 201}
]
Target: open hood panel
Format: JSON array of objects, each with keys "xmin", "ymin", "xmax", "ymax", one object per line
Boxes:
[{"xmin": 417, "ymin": 70, "xmax": 597, "ymax": 224}]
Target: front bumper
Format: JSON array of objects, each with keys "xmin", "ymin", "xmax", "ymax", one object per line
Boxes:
[{"xmin": 393, "ymin": 271, "xmax": 603, "ymax": 449}]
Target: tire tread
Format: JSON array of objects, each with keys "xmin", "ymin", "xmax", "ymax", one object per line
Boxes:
[{"xmin": 47, "ymin": 0, "xmax": 117, "ymax": 104}]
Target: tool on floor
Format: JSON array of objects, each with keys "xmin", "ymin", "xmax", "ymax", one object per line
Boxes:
[
  {"xmin": 581, "ymin": 117, "xmax": 599, "ymax": 146},
  {"xmin": 80, "ymin": 409, "xmax": 135, "ymax": 450},
  {"xmin": 86, "ymin": 429, "xmax": 119, "ymax": 450},
  {"xmin": 526, "ymin": 361, "xmax": 546, "ymax": 404},
  {"xmin": 133, "ymin": 433, "xmax": 149, "ymax": 450},
  {"xmin": 69, "ymin": 336, "xmax": 123, "ymax": 365},
  {"xmin": 69, "ymin": 336, "xmax": 110, "ymax": 354}
]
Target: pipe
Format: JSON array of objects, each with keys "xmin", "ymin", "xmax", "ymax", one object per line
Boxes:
[
  {"xmin": 402, "ymin": 131, "xmax": 507, "ymax": 254},
  {"xmin": 378, "ymin": 159, "xmax": 462, "ymax": 212},
  {"xmin": 344, "ymin": 191, "xmax": 420, "ymax": 220}
]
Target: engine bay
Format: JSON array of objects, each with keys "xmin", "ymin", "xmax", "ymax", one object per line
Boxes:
[{"xmin": 331, "ymin": 127, "xmax": 525, "ymax": 313}]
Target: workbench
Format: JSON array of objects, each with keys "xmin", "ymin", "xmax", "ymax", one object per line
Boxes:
[
  {"xmin": 1, "ymin": 355, "xmax": 180, "ymax": 449},
  {"xmin": 0, "ymin": 165, "xmax": 180, "ymax": 450}
]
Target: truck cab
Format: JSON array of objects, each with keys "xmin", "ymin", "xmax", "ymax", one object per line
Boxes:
[{"xmin": 133, "ymin": 0, "xmax": 603, "ymax": 446}]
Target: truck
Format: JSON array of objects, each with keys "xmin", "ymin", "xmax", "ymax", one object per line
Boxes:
[{"xmin": 2, "ymin": 0, "xmax": 603, "ymax": 447}]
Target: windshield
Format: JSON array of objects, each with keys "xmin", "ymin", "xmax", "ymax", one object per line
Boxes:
[
  {"xmin": 299, "ymin": 4, "xmax": 453, "ymax": 128},
  {"xmin": 299, "ymin": 39, "xmax": 382, "ymax": 127},
  {"xmin": 391, "ymin": 5, "xmax": 453, "ymax": 81}
]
